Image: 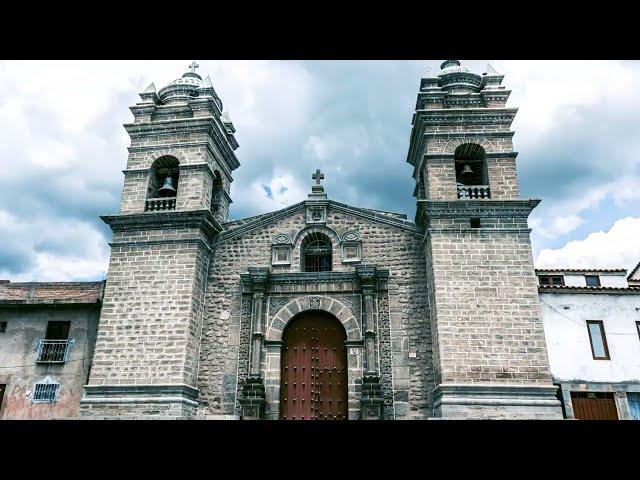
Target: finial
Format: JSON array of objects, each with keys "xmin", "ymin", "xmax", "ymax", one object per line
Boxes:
[
  {"xmin": 188, "ymin": 61, "xmax": 199, "ymax": 74},
  {"xmin": 440, "ymin": 60, "xmax": 460, "ymax": 70},
  {"xmin": 312, "ymin": 169, "xmax": 325, "ymax": 186},
  {"xmin": 426, "ymin": 65, "xmax": 434, "ymax": 76},
  {"xmin": 308, "ymin": 168, "xmax": 327, "ymax": 199},
  {"xmin": 485, "ymin": 63, "xmax": 498, "ymax": 75},
  {"xmin": 201, "ymin": 74, "xmax": 213, "ymax": 89}
]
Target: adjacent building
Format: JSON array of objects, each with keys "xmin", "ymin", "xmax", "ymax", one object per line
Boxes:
[
  {"xmin": 0, "ymin": 281, "xmax": 103, "ymax": 419},
  {"xmin": 537, "ymin": 269, "xmax": 640, "ymax": 420}
]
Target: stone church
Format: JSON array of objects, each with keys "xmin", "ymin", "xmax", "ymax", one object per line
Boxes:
[{"xmin": 1, "ymin": 60, "xmax": 566, "ymax": 420}]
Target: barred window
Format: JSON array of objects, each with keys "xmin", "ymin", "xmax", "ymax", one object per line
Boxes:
[
  {"xmin": 32, "ymin": 382, "xmax": 60, "ymax": 403},
  {"xmin": 301, "ymin": 233, "xmax": 332, "ymax": 272},
  {"xmin": 538, "ymin": 275, "xmax": 564, "ymax": 286}
]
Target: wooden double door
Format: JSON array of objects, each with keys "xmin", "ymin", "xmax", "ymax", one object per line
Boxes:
[
  {"xmin": 280, "ymin": 312, "xmax": 348, "ymax": 420},
  {"xmin": 571, "ymin": 392, "xmax": 618, "ymax": 420}
]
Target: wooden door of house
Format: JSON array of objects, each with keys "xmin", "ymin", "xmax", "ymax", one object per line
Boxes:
[
  {"xmin": 280, "ymin": 312, "xmax": 348, "ymax": 420},
  {"xmin": 571, "ymin": 392, "xmax": 618, "ymax": 420}
]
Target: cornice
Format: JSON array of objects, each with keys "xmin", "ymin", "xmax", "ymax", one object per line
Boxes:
[
  {"xmin": 101, "ymin": 209, "xmax": 222, "ymax": 239},
  {"xmin": 214, "ymin": 201, "xmax": 422, "ymax": 247},
  {"xmin": 124, "ymin": 117, "xmax": 240, "ymax": 171},
  {"xmin": 539, "ymin": 286, "xmax": 640, "ymax": 295},
  {"xmin": 417, "ymin": 199, "xmax": 541, "ymax": 220}
]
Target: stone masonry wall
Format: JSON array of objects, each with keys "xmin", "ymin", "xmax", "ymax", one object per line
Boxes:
[
  {"xmin": 197, "ymin": 204, "xmax": 433, "ymax": 419},
  {"xmin": 87, "ymin": 227, "xmax": 208, "ymax": 388},
  {"xmin": 426, "ymin": 219, "xmax": 553, "ymax": 385}
]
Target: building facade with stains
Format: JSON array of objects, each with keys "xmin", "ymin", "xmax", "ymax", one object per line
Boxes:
[
  {"xmin": 0, "ymin": 281, "xmax": 103, "ymax": 419},
  {"xmin": 1, "ymin": 60, "xmax": 635, "ymax": 420},
  {"xmin": 537, "ymin": 269, "xmax": 640, "ymax": 420}
]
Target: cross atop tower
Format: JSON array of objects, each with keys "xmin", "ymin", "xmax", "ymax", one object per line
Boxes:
[
  {"xmin": 312, "ymin": 169, "xmax": 324, "ymax": 186},
  {"xmin": 188, "ymin": 61, "xmax": 199, "ymax": 74}
]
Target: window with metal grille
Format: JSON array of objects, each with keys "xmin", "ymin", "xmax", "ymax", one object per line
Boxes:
[
  {"xmin": 37, "ymin": 321, "xmax": 72, "ymax": 363},
  {"xmin": 538, "ymin": 275, "xmax": 565, "ymax": 286},
  {"xmin": 32, "ymin": 382, "xmax": 59, "ymax": 403},
  {"xmin": 301, "ymin": 233, "xmax": 332, "ymax": 272}
]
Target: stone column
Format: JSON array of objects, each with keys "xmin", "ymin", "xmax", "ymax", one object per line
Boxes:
[
  {"xmin": 239, "ymin": 267, "xmax": 269, "ymax": 419},
  {"xmin": 356, "ymin": 265, "xmax": 384, "ymax": 420}
]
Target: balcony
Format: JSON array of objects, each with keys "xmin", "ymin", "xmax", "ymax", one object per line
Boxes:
[
  {"xmin": 36, "ymin": 339, "xmax": 72, "ymax": 364},
  {"xmin": 457, "ymin": 185, "xmax": 491, "ymax": 199},
  {"xmin": 145, "ymin": 197, "xmax": 176, "ymax": 212}
]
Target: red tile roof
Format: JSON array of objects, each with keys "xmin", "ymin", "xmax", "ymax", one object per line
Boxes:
[
  {"xmin": 628, "ymin": 261, "xmax": 640, "ymax": 281},
  {"xmin": 538, "ymin": 285, "xmax": 640, "ymax": 294},
  {"xmin": 0, "ymin": 281, "xmax": 105, "ymax": 304}
]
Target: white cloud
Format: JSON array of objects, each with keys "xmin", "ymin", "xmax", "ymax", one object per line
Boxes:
[
  {"xmin": 535, "ymin": 216, "xmax": 640, "ymax": 270},
  {"xmin": 492, "ymin": 60, "xmax": 639, "ymax": 150},
  {"xmin": 0, "ymin": 210, "xmax": 109, "ymax": 281},
  {"xmin": 1, "ymin": 60, "xmax": 640, "ymax": 280}
]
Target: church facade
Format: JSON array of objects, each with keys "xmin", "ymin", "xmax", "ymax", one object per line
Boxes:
[{"xmin": 2, "ymin": 60, "xmax": 577, "ymax": 420}]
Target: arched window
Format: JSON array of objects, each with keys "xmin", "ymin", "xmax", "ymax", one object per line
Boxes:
[
  {"xmin": 301, "ymin": 232, "xmax": 332, "ymax": 272},
  {"xmin": 211, "ymin": 170, "xmax": 223, "ymax": 214},
  {"xmin": 454, "ymin": 143, "xmax": 490, "ymax": 199},
  {"xmin": 146, "ymin": 156, "xmax": 180, "ymax": 211}
]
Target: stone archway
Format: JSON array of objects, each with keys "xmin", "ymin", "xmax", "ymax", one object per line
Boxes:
[
  {"xmin": 266, "ymin": 295, "xmax": 361, "ymax": 342},
  {"xmin": 262, "ymin": 295, "xmax": 363, "ymax": 420},
  {"xmin": 280, "ymin": 311, "xmax": 348, "ymax": 420}
]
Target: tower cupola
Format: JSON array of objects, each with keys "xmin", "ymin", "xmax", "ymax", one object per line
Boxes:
[{"xmin": 437, "ymin": 59, "xmax": 483, "ymax": 93}]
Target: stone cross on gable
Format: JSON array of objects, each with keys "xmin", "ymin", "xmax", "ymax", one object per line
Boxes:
[
  {"xmin": 188, "ymin": 61, "xmax": 199, "ymax": 73},
  {"xmin": 312, "ymin": 169, "xmax": 324, "ymax": 186}
]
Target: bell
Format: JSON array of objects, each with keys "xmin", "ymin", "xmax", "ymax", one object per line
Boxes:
[
  {"xmin": 158, "ymin": 175, "xmax": 176, "ymax": 197},
  {"xmin": 461, "ymin": 164, "xmax": 473, "ymax": 176}
]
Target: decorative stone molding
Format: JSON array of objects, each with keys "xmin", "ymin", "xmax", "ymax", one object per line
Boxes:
[
  {"xmin": 293, "ymin": 224, "xmax": 341, "ymax": 247},
  {"xmin": 360, "ymin": 375, "xmax": 384, "ymax": 420},
  {"xmin": 271, "ymin": 234, "xmax": 292, "ymax": 266},
  {"xmin": 341, "ymin": 230, "xmax": 362, "ymax": 263},
  {"xmin": 305, "ymin": 202, "xmax": 327, "ymax": 224},
  {"xmin": 417, "ymin": 199, "xmax": 541, "ymax": 220},
  {"xmin": 432, "ymin": 384, "xmax": 563, "ymax": 419},
  {"xmin": 239, "ymin": 376, "xmax": 266, "ymax": 420},
  {"xmin": 266, "ymin": 295, "xmax": 362, "ymax": 342},
  {"xmin": 356, "ymin": 265, "xmax": 379, "ymax": 376},
  {"xmin": 443, "ymin": 137, "xmax": 495, "ymax": 154}
]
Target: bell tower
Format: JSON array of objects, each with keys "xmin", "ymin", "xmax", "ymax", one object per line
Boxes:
[
  {"xmin": 80, "ymin": 63, "xmax": 239, "ymax": 418},
  {"xmin": 407, "ymin": 61, "xmax": 562, "ymax": 419}
]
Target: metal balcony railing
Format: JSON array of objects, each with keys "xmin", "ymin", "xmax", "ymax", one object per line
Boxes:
[
  {"xmin": 145, "ymin": 197, "xmax": 176, "ymax": 212},
  {"xmin": 457, "ymin": 185, "xmax": 491, "ymax": 199},
  {"xmin": 36, "ymin": 339, "xmax": 72, "ymax": 364}
]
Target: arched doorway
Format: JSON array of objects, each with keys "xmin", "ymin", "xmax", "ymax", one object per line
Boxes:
[{"xmin": 280, "ymin": 311, "xmax": 348, "ymax": 420}]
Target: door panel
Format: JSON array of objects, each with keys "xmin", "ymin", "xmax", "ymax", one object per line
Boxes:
[
  {"xmin": 571, "ymin": 392, "xmax": 618, "ymax": 420},
  {"xmin": 628, "ymin": 393, "xmax": 640, "ymax": 420},
  {"xmin": 280, "ymin": 313, "xmax": 347, "ymax": 420}
]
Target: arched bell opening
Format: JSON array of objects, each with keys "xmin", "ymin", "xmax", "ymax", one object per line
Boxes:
[
  {"xmin": 146, "ymin": 156, "xmax": 180, "ymax": 211},
  {"xmin": 454, "ymin": 143, "xmax": 490, "ymax": 199}
]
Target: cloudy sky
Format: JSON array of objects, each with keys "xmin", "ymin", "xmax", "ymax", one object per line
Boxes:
[{"xmin": 1, "ymin": 60, "xmax": 639, "ymax": 282}]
